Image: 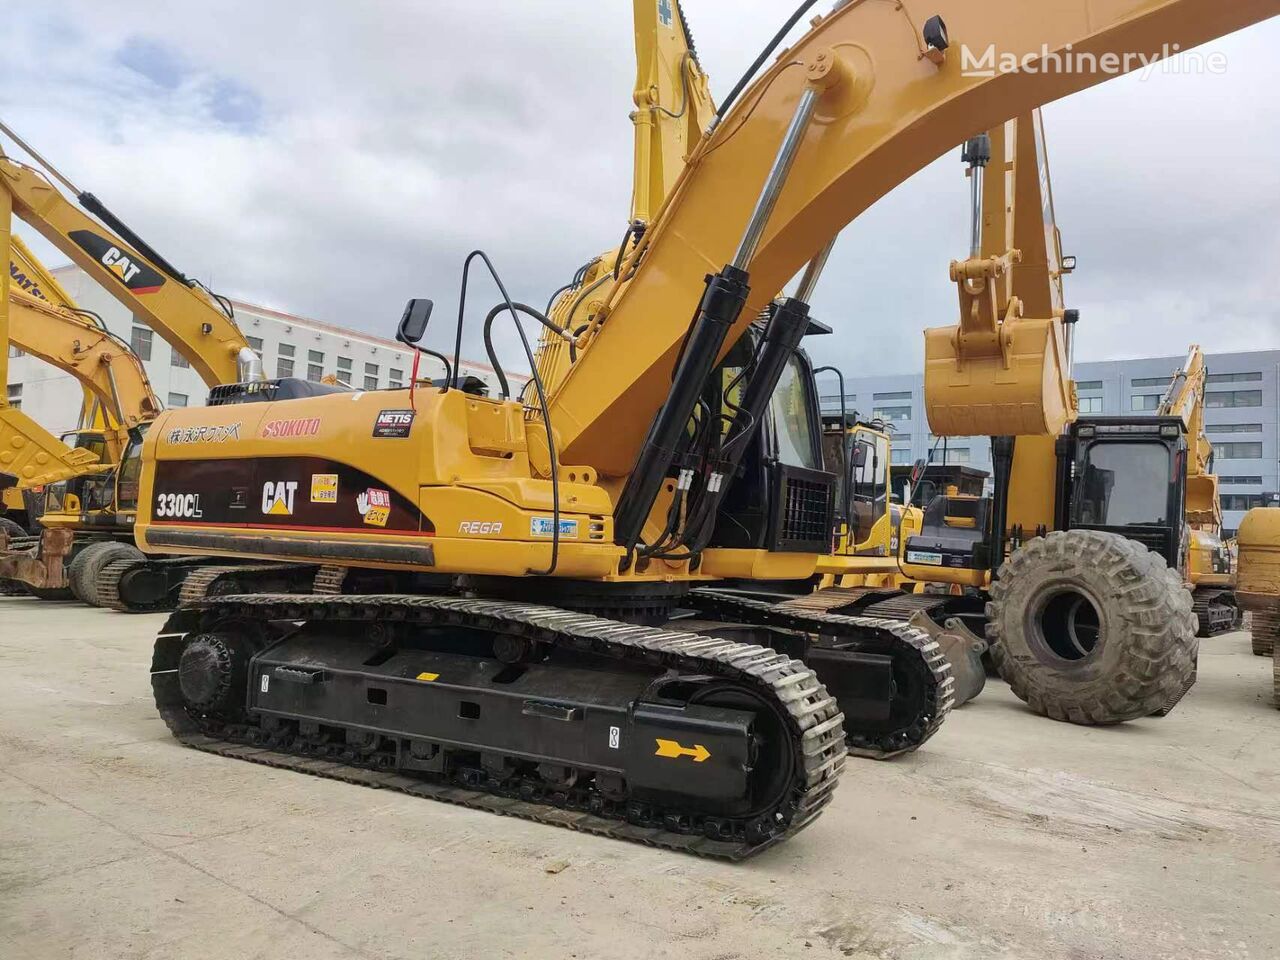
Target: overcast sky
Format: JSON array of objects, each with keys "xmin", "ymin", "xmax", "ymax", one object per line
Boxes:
[{"xmin": 6, "ymin": 2, "xmax": 1279, "ymax": 386}]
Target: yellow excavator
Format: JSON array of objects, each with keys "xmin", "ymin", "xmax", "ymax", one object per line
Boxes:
[
  {"xmin": 0, "ymin": 235, "xmax": 165, "ymax": 596},
  {"xmin": 1237, "ymin": 508, "xmax": 1280, "ymax": 705},
  {"xmin": 820, "ymin": 106, "xmax": 1237, "ymax": 722},
  {"xmin": 129, "ymin": 0, "xmax": 1280, "ymax": 857},
  {"xmin": 1152, "ymin": 344, "xmax": 1242, "ymax": 636},
  {"xmin": 0, "ymin": 123, "xmax": 268, "ymax": 599}
]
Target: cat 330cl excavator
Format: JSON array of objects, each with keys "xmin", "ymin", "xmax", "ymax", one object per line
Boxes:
[{"xmin": 133, "ymin": 0, "xmax": 1280, "ymax": 857}]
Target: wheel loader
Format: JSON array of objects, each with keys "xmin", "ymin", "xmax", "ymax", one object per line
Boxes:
[{"xmin": 122, "ymin": 0, "xmax": 1280, "ymax": 857}]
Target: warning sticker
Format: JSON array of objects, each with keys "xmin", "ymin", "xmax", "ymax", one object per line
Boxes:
[{"xmin": 310, "ymin": 473, "xmax": 339, "ymax": 504}]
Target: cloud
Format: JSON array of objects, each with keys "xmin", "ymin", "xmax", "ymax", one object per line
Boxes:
[{"xmin": 4, "ymin": 2, "xmax": 1278, "ymax": 381}]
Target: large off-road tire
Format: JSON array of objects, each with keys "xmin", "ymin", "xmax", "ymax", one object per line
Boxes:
[
  {"xmin": 70, "ymin": 542, "xmax": 142, "ymax": 605},
  {"xmin": 987, "ymin": 530, "xmax": 1198, "ymax": 725},
  {"xmin": 1250, "ymin": 612, "xmax": 1277, "ymax": 658}
]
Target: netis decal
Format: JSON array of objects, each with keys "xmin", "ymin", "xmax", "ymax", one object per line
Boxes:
[
  {"xmin": 372, "ymin": 409, "xmax": 414, "ymax": 439},
  {"xmin": 68, "ymin": 230, "xmax": 165, "ymax": 294}
]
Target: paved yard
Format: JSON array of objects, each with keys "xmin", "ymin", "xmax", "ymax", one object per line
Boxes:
[{"xmin": 1, "ymin": 596, "xmax": 1276, "ymax": 959}]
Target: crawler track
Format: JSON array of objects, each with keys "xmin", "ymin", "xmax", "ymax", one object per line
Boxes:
[
  {"xmin": 152, "ymin": 593, "xmax": 847, "ymax": 859},
  {"xmin": 1191, "ymin": 587, "xmax": 1241, "ymax": 638},
  {"xmin": 688, "ymin": 588, "xmax": 955, "ymax": 758}
]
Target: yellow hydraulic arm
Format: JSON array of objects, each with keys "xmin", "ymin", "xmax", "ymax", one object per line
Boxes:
[
  {"xmin": 0, "ymin": 124, "xmax": 253, "ymax": 388},
  {"xmin": 629, "ymin": 0, "xmax": 715, "ymax": 226},
  {"xmin": 1158, "ymin": 345, "xmax": 1220, "ymax": 530},
  {"xmin": 543, "ymin": 0, "xmax": 1278, "ymax": 484},
  {"xmin": 0, "ymin": 235, "xmax": 160, "ymax": 486}
]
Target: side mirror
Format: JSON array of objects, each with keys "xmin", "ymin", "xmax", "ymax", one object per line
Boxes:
[{"xmin": 397, "ymin": 299, "xmax": 434, "ymax": 345}]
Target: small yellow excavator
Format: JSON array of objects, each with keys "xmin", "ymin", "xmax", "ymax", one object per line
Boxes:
[{"xmin": 124, "ymin": 0, "xmax": 1279, "ymax": 857}]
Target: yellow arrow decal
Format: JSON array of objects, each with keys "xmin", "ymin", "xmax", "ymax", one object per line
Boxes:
[{"xmin": 654, "ymin": 738, "xmax": 711, "ymax": 762}]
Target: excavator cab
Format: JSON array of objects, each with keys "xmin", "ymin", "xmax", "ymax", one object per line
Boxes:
[
  {"xmin": 901, "ymin": 492, "xmax": 993, "ymax": 587},
  {"xmin": 822, "ymin": 419, "xmax": 892, "ymax": 556},
  {"xmin": 1060, "ymin": 417, "xmax": 1188, "ymax": 568},
  {"xmin": 709, "ymin": 324, "xmax": 835, "ymax": 555}
]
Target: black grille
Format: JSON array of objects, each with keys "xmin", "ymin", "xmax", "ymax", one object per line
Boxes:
[
  {"xmin": 207, "ymin": 377, "xmax": 351, "ymax": 407},
  {"xmin": 769, "ymin": 464, "xmax": 835, "ymax": 553},
  {"xmin": 207, "ymin": 381, "xmax": 278, "ymax": 406}
]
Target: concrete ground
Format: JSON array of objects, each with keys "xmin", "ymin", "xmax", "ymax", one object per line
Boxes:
[{"xmin": 0, "ymin": 597, "xmax": 1276, "ymax": 960}]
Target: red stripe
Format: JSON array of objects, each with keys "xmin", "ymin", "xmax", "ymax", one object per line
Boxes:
[
  {"xmin": 152, "ymin": 520, "xmax": 435, "ymax": 537},
  {"xmin": 132, "ymin": 285, "xmax": 162, "ymax": 295}
]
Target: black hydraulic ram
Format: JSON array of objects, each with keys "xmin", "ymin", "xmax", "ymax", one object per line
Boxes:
[
  {"xmin": 614, "ymin": 264, "xmax": 751, "ymax": 555},
  {"xmin": 682, "ymin": 295, "xmax": 813, "ymax": 554},
  {"xmin": 615, "ymin": 84, "xmax": 822, "ymax": 557}
]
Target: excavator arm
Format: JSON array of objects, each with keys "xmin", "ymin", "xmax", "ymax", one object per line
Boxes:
[
  {"xmin": 548, "ymin": 0, "xmax": 1278, "ymax": 480},
  {"xmin": 629, "ymin": 0, "xmax": 716, "ymax": 225},
  {"xmin": 0, "ymin": 133, "xmax": 253, "ymax": 387},
  {"xmin": 0, "ymin": 234, "xmax": 161, "ymax": 485},
  {"xmin": 1159, "ymin": 344, "xmax": 1221, "ymax": 530}
]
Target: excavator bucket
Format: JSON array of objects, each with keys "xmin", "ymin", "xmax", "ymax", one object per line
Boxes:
[{"xmin": 923, "ymin": 315, "xmax": 1072, "ymax": 438}]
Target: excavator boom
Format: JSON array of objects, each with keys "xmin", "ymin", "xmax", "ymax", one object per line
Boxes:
[
  {"xmin": 0, "ymin": 134, "xmax": 251, "ymax": 386},
  {"xmin": 550, "ymin": 0, "xmax": 1278, "ymax": 477}
]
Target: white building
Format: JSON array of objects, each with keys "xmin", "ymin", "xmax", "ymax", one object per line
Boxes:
[{"xmin": 6, "ymin": 263, "xmax": 518, "ymax": 434}]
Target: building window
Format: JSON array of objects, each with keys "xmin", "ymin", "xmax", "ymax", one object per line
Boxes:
[
  {"xmin": 246, "ymin": 336, "xmax": 264, "ymax": 357},
  {"xmin": 308, "ymin": 350, "xmax": 324, "ymax": 364},
  {"xmin": 389, "ymin": 367, "xmax": 404, "ymax": 388},
  {"xmin": 6, "ymin": 383, "xmax": 21, "ymax": 410},
  {"xmin": 131, "ymin": 326, "xmax": 153, "ymax": 361},
  {"xmin": 277, "ymin": 358, "xmax": 295, "ymax": 379},
  {"xmin": 873, "ymin": 405, "xmax": 912, "ymax": 422},
  {"xmin": 1207, "ymin": 423, "xmax": 1262, "ymax": 435},
  {"xmin": 1218, "ymin": 476, "xmax": 1262, "ymax": 485},
  {"xmin": 336, "ymin": 357, "xmax": 353, "ymax": 386},
  {"xmin": 307, "ymin": 350, "xmax": 325, "ymax": 382},
  {"xmin": 1217, "ymin": 442, "xmax": 1263, "ymax": 460},
  {"xmin": 168, "ymin": 392, "xmax": 188, "ymax": 408},
  {"xmin": 1222, "ymin": 494, "xmax": 1266, "ymax": 512},
  {"xmin": 171, "ymin": 348, "xmax": 190, "ymax": 369},
  {"xmin": 363, "ymin": 362, "xmax": 379, "ymax": 391},
  {"xmin": 1130, "ymin": 394, "xmax": 1161, "ymax": 411},
  {"xmin": 1076, "ymin": 380, "xmax": 1103, "ymax": 391},
  {"xmin": 8, "ymin": 345, "xmax": 23, "ymax": 359},
  {"xmin": 891, "ymin": 448, "xmax": 915, "ymax": 465},
  {"xmin": 1206, "ymin": 390, "xmax": 1263, "ymax": 408},
  {"xmin": 1130, "ymin": 376, "xmax": 1169, "ymax": 388},
  {"xmin": 1206, "ymin": 372, "xmax": 1262, "ymax": 385},
  {"xmin": 1079, "ymin": 396, "xmax": 1103, "ymax": 414},
  {"xmin": 873, "ymin": 390, "xmax": 912, "ymax": 401},
  {"xmin": 278, "ymin": 343, "xmax": 295, "ymax": 358},
  {"xmin": 929, "ymin": 447, "xmax": 970, "ymax": 465}
]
